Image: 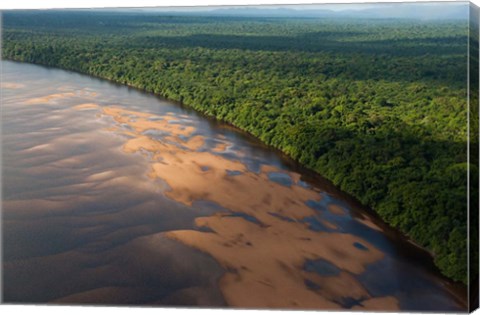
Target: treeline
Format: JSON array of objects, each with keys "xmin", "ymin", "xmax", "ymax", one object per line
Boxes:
[{"xmin": 2, "ymin": 10, "xmax": 477, "ymax": 284}]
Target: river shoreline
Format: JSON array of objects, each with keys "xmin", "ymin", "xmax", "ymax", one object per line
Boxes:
[
  {"xmin": 1, "ymin": 59, "xmax": 468, "ymax": 310},
  {"xmin": 0, "ymin": 59, "xmax": 448, "ymax": 265}
]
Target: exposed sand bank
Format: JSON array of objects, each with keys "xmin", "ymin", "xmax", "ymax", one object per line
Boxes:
[
  {"xmin": 328, "ymin": 204, "xmax": 347, "ymax": 215},
  {"xmin": 74, "ymin": 103, "xmax": 99, "ymax": 110},
  {"xmin": 24, "ymin": 92, "xmax": 77, "ymax": 104},
  {"xmin": 212, "ymin": 142, "xmax": 228, "ymax": 152},
  {"xmin": 98, "ymin": 105, "xmax": 399, "ymax": 310},
  {"xmin": 23, "ymin": 89, "xmax": 98, "ymax": 105},
  {"xmin": 1, "ymin": 82, "xmax": 25, "ymax": 89}
]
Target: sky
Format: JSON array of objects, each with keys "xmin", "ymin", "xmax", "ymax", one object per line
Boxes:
[
  {"xmin": 0, "ymin": 0, "xmax": 475, "ymax": 11},
  {"xmin": 87, "ymin": 1, "xmax": 469, "ymax": 21},
  {"xmin": 131, "ymin": 4, "xmax": 384, "ymax": 11},
  {"xmin": 93, "ymin": 2, "xmax": 468, "ymax": 13}
]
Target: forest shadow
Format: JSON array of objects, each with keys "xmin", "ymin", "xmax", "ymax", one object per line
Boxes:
[
  {"xmin": 126, "ymin": 32, "xmax": 466, "ymax": 86},
  {"xmin": 134, "ymin": 32, "xmax": 466, "ymax": 57}
]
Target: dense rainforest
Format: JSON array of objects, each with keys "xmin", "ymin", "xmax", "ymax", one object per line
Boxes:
[{"xmin": 2, "ymin": 10, "xmax": 478, "ymax": 285}]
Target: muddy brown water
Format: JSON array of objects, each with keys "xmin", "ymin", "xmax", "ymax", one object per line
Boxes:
[{"xmin": 1, "ymin": 60, "xmax": 466, "ymax": 311}]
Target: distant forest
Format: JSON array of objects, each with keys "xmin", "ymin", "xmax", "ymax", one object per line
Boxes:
[{"xmin": 2, "ymin": 10, "xmax": 478, "ymax": 285}]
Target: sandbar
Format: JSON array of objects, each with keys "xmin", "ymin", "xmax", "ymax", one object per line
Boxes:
[
  {"xmin": 74, "ymin": 103, "xmax": 100, "ymax": 110},
  {"xmin": 328, "ymin": 204, "xmax": 347, "ymax": 215},
  {"xmin": 24, "ymin": 92, "xmax": 76, "ymax": 105},
  {"xmin": 98, "ymin": 105, "xmax": 398, "ymax": 310},
  {"xmin": 1, "ymin": 82, "xmax": 25, "ymax": 89}
]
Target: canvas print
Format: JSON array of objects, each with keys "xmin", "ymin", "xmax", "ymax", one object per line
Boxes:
[{"xmin": 1, "ymin": 1, "xmax": 479, "ymax": 312}]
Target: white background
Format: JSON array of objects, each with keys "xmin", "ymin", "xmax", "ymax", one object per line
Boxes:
[{"xmin": 0, "ymin": 0, "xmax": 479, "ymax": 315}]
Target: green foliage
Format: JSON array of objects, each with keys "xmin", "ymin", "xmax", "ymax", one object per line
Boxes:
[{"xmin": 2, "ymin": 10, "xmax": 474, "ymax": 284}]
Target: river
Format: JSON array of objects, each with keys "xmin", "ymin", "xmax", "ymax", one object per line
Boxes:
[{"xmin": 1, "ymin": 60, "xmax": 466, "ymax": 311}]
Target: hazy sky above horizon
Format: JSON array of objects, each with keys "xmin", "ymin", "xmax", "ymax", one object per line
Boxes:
[{"xmin": 122, "ymin": 1, "xmax": 467, "ymax": 12}]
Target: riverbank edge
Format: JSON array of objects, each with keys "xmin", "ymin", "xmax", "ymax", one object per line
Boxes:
[{"xmin": 1, "ymin": 57, "xmax": 469, "ymax": 294}]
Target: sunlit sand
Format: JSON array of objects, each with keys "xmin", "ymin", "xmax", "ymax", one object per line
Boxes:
[
  {"xmin": 99, "ymin": 105, "xmax": 399, "ymax": 310},
  {"xmin": 74, "ymin": 103, "xmax": 100, "ymax": 110},
  {"xmin": 1, "ymin": 82, "xmax": 25, "ymax": 89}
]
